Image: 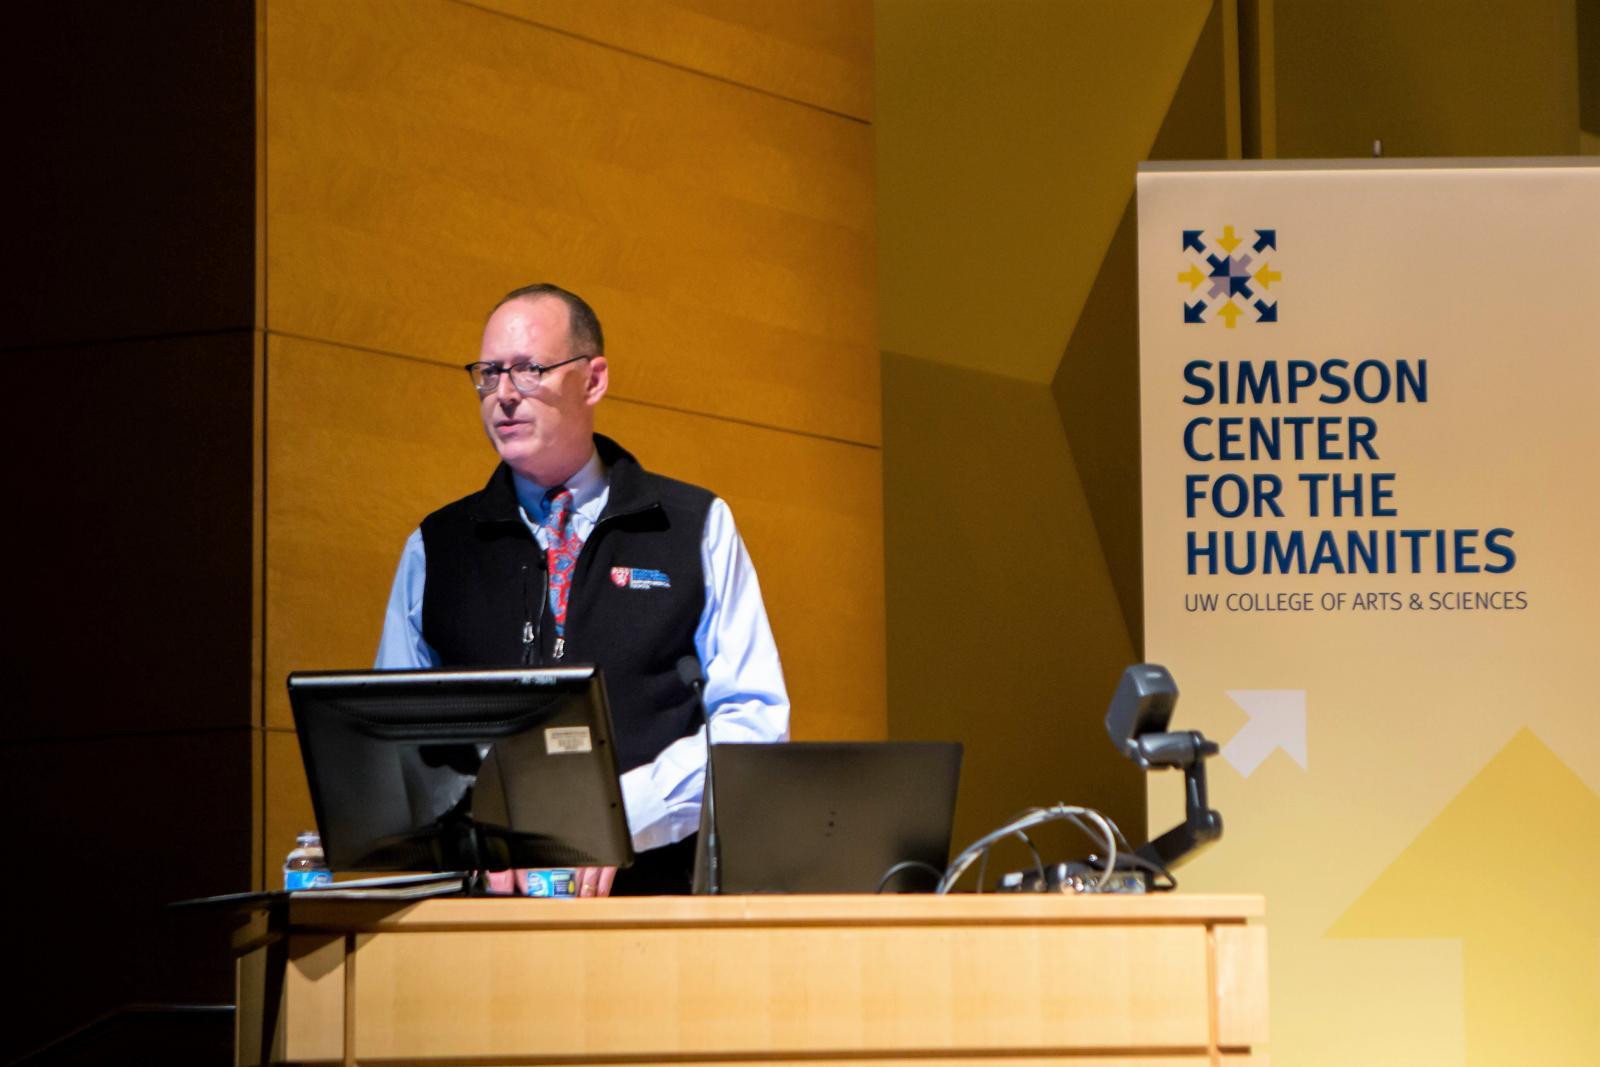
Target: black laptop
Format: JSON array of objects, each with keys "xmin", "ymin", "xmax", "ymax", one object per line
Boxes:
[{"xmin": 693, "ymin": 741, "xmax": 962, "ymax": 894}]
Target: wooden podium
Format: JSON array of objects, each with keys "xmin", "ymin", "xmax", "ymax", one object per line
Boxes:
[{"xmin": 236, "ymin": 893, "xmax": 1266, "ymax": 1065}]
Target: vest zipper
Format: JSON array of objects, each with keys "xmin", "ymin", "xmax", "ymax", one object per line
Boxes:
[{"xmin": 520, "ymin": 563, "xmax": 545, "ymax": 666}]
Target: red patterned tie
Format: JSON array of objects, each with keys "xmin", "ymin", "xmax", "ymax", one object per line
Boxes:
[{"xmin": 541, "ymin": 487, "xmax": 581, "ymax": 660}]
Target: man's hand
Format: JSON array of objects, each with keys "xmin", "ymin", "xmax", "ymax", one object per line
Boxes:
[
  {"xmin": 484, "ymin": 867, "xmax": 616, "ymax": 897},
  {"xmin": 575, "ymin": 866, "xmax": 616, "ymax": 897}
]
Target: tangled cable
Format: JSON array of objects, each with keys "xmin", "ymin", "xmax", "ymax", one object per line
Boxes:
[{"xmin": 935, "ymin": 804, "xmax": 1125, "ymax": 895}]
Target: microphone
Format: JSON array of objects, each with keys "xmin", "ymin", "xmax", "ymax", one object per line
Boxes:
[
  {"xmin": 678, "ymin": 655, "xmax": 719, "ymax": 894},
  {"xmin": 676, "ymin": 654, "xmax": 706, "ymax": 696}
]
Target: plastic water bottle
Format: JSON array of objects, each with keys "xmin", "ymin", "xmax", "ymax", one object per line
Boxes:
[{"xmin": 283, "ymin": 831, "xmax": 332, "ymax": 890}]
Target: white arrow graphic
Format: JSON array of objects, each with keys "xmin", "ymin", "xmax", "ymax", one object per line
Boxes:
[{"xmin": 1221, "ymin": 689, "xmax": 1307, "ymax": 776}]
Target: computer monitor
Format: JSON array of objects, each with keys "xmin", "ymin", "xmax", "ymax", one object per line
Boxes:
[{"xmin": 287, "ymin": 666, "xmax": 633, "ymax": 873}]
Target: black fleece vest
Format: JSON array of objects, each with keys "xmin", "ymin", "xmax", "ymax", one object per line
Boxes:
[{"xmin": 419, "ymin": 435, "xmax": 712, "ymax": 774}]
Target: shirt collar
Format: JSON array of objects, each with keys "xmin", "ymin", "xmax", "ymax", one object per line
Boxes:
[{"xmin": 512, "ymin": 447, "xmax": 607, "ymax": 526}]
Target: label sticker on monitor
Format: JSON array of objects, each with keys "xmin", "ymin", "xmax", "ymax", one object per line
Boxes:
[{"xmin": 544, "ymin": 726, "xmax": 593, "ymax": 754}]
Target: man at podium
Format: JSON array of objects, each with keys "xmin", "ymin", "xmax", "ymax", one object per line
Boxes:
[{"xmin": 374, "ymin": 283, "xmax": 789, "ymax": 895}]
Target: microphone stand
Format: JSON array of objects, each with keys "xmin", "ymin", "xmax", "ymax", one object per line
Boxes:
[{"xmin": 678, "ymin": 656, "xmax": 719, "ymax": 895}]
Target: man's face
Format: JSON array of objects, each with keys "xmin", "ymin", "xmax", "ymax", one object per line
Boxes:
[{"xmin": 476, "ymin": 296, "xmax": 609, "ymax": 483}]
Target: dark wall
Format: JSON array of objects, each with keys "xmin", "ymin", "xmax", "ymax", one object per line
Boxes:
[
  {"xmin": 1, "ymin": 3, "xmax": 257, "ymax": 1060},
  {"xmin": 1272, "ymin": 0, "xmax": 1580, "ymax": 158},
  {"xmin": 1581, "ymin": 0, "xmax": 1600, "ymax": 136},
  {"xmin": 3, "ymin": 3, "xmax": 256, "ymax": 347}
]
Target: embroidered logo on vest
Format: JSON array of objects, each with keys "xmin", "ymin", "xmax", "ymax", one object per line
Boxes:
[{"xmin": 610, "ymin": 566, "xmax": 672, "ymax": 590}]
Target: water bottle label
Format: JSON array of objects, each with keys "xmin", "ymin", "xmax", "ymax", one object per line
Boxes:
[
  {"xmin": 285, "ymin": 868, "xmax": 333, "ymax": 891},
  {"xmin": 525, "ymin": 869, "xmax": 577, "ymax": 898}
]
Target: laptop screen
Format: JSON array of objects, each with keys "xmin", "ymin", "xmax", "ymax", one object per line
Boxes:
[{"xmin": 695, "ymin": 741, "xmax": 962, "ymax": 894}]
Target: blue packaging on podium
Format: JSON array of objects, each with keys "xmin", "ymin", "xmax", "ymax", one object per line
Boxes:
[{"xmin": 525, "ymin": 869, "xmax": 577, "ymax": 897}]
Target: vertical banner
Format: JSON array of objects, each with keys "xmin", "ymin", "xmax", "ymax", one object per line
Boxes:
[{"xmin": 1138, "ymin": 160, "xmax": 1600, "ymax": 1067}]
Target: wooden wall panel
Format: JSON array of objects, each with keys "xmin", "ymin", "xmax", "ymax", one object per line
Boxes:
[
  {"xmin": 264, "ymin": 0, "xmax": 878, "ymax": 446},
  {"xmin": 262, "ymin": 0, "xmax": 881, "ymax": 881},
  {"xmin": 477, "ymin": 0, "xmax": 873, "ymax": 119},
  {"xmin": 263, "ymin": 336, "xmax": 486, "ymax": 731},
  {"xmin": 265, "ymin": 335, "xmax": 885, "ymax": 742}
]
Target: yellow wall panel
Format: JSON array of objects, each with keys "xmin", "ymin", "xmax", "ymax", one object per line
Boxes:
[
  {"xmin": 265, "ymin": 0, "xmax": 878, "ymax": 445},
  {"xmin": 266, "ymin": 334, "xmax": 885, "ymax": 744},
  {"xmin": 479, "ymin": 0, "xmax": 873, "ymax": 120},
  {"xmin": 875, "ymin": 0, "xmax": 1211, "ymax": 383},
  {"xmin": 881, "ymin": 354, "xmax": 1143, "ymax": 852}
]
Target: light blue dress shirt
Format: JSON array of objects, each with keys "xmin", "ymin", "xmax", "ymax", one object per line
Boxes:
[{"xmin": 375, "ymin": 449, "xmax": 791, "ymax": 852}]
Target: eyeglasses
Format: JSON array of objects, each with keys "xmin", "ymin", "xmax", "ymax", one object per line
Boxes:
[{"xmin": 463, "ymin": 355, "xmax": 592, "ymax": 395}]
